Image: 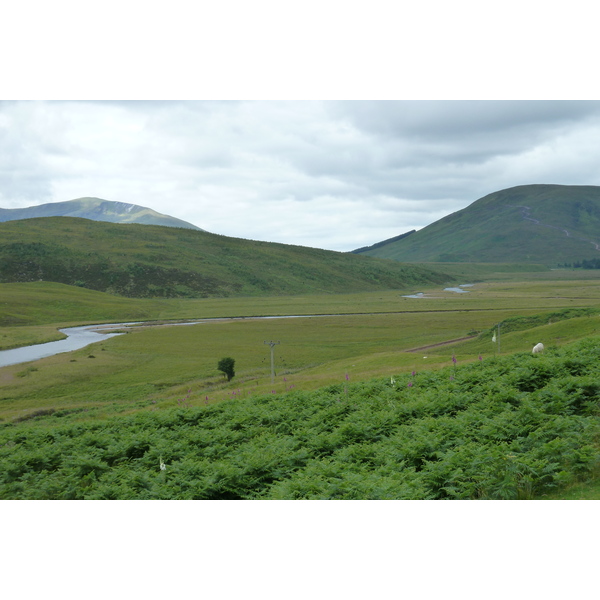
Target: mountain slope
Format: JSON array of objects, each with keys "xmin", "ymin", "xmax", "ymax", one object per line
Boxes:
[
  {"xmin": 0, "ymin": 197, "xmax": 203, "ymax": 231},
  {"xmin": 0, "ymin": 217, "xmax": 454, "ymax": 298},
  {"xmin": 354, "ymin": 184, "xmax": 600, "ymax": 265}
]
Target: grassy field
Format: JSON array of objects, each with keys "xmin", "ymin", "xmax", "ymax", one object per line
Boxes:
[
  {"xmin": 1, "ymin": 275, "xmax": 599, "ymax": 499},
  {"xmin": 2, "ymin": 276, "xmax": 600, "ymax": 421},
  {"xmin": 3, "ymin": 271, "xmax": 600, "ymax": 328}
]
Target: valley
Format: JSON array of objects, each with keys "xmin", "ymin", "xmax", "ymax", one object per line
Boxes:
[
  {"xmin": 2, "ymin": 273, "xmax": 600, "ymax": 420},
  {"xmin": 1, "ymin": 186, "xmax": 600, "ymax": 500}
]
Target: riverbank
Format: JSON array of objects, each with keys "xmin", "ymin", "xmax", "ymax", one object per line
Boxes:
[{"xmin": 0, "ymin": 324, "xmax": 132, "ymax": 368}]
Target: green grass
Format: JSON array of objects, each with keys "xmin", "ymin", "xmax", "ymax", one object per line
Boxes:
[
  {"xmin": 3, "ymin": 278, "xmax": 600, "ymax": 422},
  {"xmin": 0, "ymin": 282, "xmax": 160, "ymax": 329},
  {"xmin": 4, "ymin": 275, "xmax": 600, "ymax": 344},
  {"xmin": 539, "ymin": 477, "xmax": 600, "ymax": 499},
  {"xmin": 1, "ymin": 337, "xmax": 598, "ymax": 499},
  {"xmin": 0, "ymin": 310, "xmax": 496, "ymax": 421}
]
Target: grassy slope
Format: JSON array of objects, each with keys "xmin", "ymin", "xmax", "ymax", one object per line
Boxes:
[
  {"xmin": 1, "ymin": 337, "xmax": 598, "ymax": 500},
  {"xmin": 0, "ymin": 282, "xmax": 162, "ymax": 328},
  {"xmin": 359, "ymin": 184, "xmax": 600, "ymax": 264},
  {"xmin": 0, "ymin": 217, "xmax": 453, "ymax": 297}
]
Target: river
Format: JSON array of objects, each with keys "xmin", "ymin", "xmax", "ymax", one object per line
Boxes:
[
  {"xmin": 0, "ymin": 316, "xmax": 321, "ymax": 369},
  {"xmin": 1, "ymin": 293, "xmax": 474, "ymax": 368},
  {"xmin": 0, "ymin": 323, "xmax": 138, "ymax": 368}
]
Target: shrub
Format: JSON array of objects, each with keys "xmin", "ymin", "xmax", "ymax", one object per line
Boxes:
[{"xmin": 217, "ymin": 357, "xmax": 235, "ymax": 381}]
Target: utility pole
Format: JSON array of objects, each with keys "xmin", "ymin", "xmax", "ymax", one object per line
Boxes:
[
  {"xmin": 497, "ymin": 322, "xmax": 501, "ymax": 354},
  {"xmin": 264, "ymin": 341, "xmax": 280, "ymax": 384}
]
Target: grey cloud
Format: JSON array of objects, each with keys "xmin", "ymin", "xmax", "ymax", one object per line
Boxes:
[
  {"xmin": 0, "ymin": 103, "xmax": 60, "ymax": 203},
  {"xmin": 3, "ymin": 100, "xmax": 600, "ymax": 251},
  {"xmin": 330, "ymin": 100, "xmax": 600, "ymax": 140},
  {"xmin": 272, "ymin": 101, "xmax": 600, "ymax": 208},
  {"xmin": 322, "ymin": 100, "xmax": 600, "ymax": 176}
]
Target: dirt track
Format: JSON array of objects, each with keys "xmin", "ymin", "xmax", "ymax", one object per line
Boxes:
[{"xmin": 405, "ymin": 336, "xmax": 476, "ymax": 353}]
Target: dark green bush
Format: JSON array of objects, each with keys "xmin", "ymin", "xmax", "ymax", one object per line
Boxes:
[{"xmin": 217, "ymin": 357, "xmax": 235, "ymax": 381}]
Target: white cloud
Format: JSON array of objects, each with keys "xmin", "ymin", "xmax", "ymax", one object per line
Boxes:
[{"xmin": 3, "ymin": 100, "xmax": 600, "ymax": 250}]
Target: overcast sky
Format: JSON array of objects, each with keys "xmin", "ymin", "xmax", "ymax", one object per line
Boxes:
[
  {"xmin": 3, "ymin": 100, "xmax": 600, "ymax": 251},
  {"xmin": 2, "ymin": 3, "xmax": 599, "ymax": 252}
]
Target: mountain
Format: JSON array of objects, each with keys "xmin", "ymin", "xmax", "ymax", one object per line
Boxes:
[
  {"xmin": 353, "ymin": 184, "xmax": 600, "ymax": 265},
  {"xmin": 0, "ymin": 197, "xmax": 203, "ymax": 231},
  {"xmin": 0, "ymin": 217, "xmax": 454, "ymax": 298}
]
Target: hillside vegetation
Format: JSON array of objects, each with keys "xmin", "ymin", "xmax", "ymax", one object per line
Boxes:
[
  {"xmin": 1, "ymin": 337, "xmax": 598, "ymax": 499},
  {"xmin": 0, "ymin": 217, "xmax": 453, "ymax": 298},
  {"xmin": 356, "ymin": 184, "xmax": 600, "ymax": 265}
]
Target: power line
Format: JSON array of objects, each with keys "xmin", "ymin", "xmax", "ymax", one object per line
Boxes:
[{"xmin": 264, "ymin": 340, "xmax": 280, "ymax": 384}]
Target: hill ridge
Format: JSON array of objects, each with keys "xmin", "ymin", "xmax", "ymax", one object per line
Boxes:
[
  {"xmin": 357, "ymin": 184, "xmax": 600, "ymax": 265},
  {"xmin": 0, "ymin": 217, "xmax": 454, "ymax": 298},
  {"xmin": 0, "ymin": 197, "xmax": 204, "ymax": 231}
]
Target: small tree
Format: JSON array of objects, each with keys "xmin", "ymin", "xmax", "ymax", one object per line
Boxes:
[{"xmin": 218, "ymin": 357, "xmax": 235, "ymax": 381}]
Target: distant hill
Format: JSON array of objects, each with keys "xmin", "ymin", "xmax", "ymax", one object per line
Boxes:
[
  {"xmin": 353, "ymin": 230, "xmax": 416, "ymax": 254},
  {"xmin": 0, "ymin": 217, "xmax": 454, "ymax": 298},
  {"xmin": 353, "ymin": 184, "xmax": 600, "ymax": 265},
  {"xmin": 0, "ymin": 197, "xmax": 203, "ymax": 231}
]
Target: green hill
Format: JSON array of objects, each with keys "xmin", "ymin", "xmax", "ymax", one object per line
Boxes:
[
  {"xmin": 0, "ymin": 217, "xmax": 454, "ymax": 298},
  {"xmin": 354, "ymin": 184, "xmax": 600, "ymax": 265},
  {"xmin": 0, "ymin": 197, "xmax": 203, "ymax": 230}
]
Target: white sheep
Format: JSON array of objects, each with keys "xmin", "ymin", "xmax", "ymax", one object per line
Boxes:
[{"xmin": 532, "ymin": 343, "xmax": 544, "ymax": 354}]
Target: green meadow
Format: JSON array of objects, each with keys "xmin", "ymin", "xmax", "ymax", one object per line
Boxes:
[
  {"xmin": 3, "ymin": 276, "xmax": 600, "ymax": 422},
  {"xmin": 1, "ymin": 273, "xmax": 599, "ymax": 499}
]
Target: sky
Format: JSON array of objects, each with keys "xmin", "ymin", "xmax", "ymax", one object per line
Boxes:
[
  {"xmin": 3, "ymin": 99, "xmax": 600, "ymax": 252},
  {"xmin": 3, "ymin": 1, "xmax": 596, "ymax": 592},
  {"xmin": 2, "ymin": 3, "xmax": 599, "ymax": 254}
]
